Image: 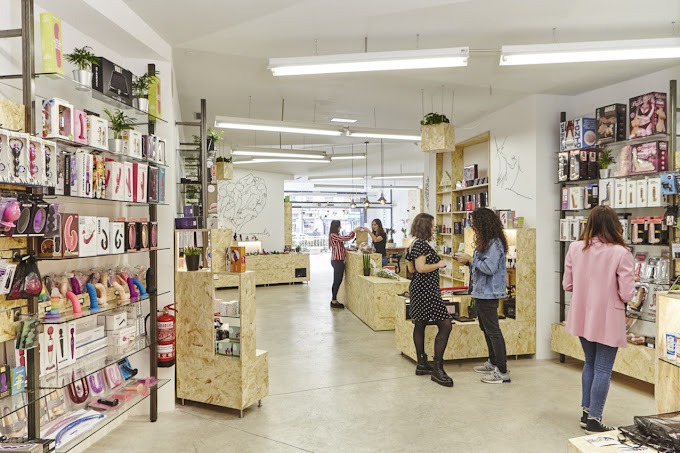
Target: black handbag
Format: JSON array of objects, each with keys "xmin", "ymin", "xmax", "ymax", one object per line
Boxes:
[{"xmin": 619, "ymin": 411, "xmax": 680, "ymax": 452}]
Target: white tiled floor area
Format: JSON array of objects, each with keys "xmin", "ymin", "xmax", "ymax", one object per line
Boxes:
[{"xmin": 89, "ymin": 254, "xmax": 655, "ymax": 452}]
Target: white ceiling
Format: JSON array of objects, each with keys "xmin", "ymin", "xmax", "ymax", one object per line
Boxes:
[{"xmin": 123, "ymin": 0, "xmax": 680, "ymax": 178}]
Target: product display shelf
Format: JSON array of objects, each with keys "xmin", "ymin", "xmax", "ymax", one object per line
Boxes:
[
  {"xmin": 451, "ymin": 183, "xmax": 489, "ymax": 193},
  {"xmin": 53, "ymin": 378, "xmax": 170, "ymax": 453},
  {"xmin": 36, "ymin": 247, "xmax": 170, "ymax": 261},
  {"xmin": 655, "ymin": 293, "xmax": 680, "ymax": 413},
  {"xmin": 46, "ymin": 194, "xmax": 169, "ymax": 207},
  {"xmin": 175, "ymin": 229, "xmax": 268, "ymax": 417},
  {"xmin": 39, "ymin": 337, "xmax": 153, "ymax": 390},
  {"xmin": 0, "ymin": 389, "xmax": 57, "ymax": 422},
  {"xmin": 52, "ymin": 138, "xmax": 169, "ymax": 168},
  {"xmin": 554, "ymin": 82, "xmax": 678, "ymax": 385},
  {"xmin": 395, "ymin": 228, "xmax": 536, "ymax": 361}
]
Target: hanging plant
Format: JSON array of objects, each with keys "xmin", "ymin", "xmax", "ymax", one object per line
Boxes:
[{"xmin": 420, "ymin": 112, "xmax": 451, "ymax": 126}]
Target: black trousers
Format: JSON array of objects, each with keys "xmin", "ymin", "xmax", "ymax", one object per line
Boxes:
[
  {"xmin": 476, "ymin": 298, "xmax": 508, "ymax": 373},
  {"xmin": 331, "ymin": 260, "xmax": 345, "ymax": 300}
]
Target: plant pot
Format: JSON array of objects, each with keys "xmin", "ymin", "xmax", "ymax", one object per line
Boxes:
[
  {"xmin": 186, "ymin": 255, "xmax": 201, "ymax": 271},
  {"xmin": 363, "ymin": 267, "xmax": 371, "ymax": 276},
  {"xmin": 73, "ymin": 69, "xmax": 92, "ymax": 90},
  {"xmin": 386, "ymin": 242, "xmax": 396, "ymax": 248},
  {"xmin": 216, "ymin": 161, "xmax": 233, "ymax": 180},
  {"xmin": 599, "ymin": 168, "xmax": 611, "ymax": 179},
  {"xmin": 420, "ymin": 123, "xmax": 455, "ymax": 152},
  {"xmin": 134, "ymin": 97, "xmax": 149, "ymax": 113},
  {"xmin": 108, "ymin": 138, "xmax": 124, "ymax": 154}
]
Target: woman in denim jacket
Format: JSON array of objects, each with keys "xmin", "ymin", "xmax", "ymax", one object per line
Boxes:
[{"xmin": 455, "ymin": 208, "xmax": 510, "ymax": 384}]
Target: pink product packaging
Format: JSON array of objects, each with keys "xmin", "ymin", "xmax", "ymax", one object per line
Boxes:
[
  {"xmin": 72, "ymin": 109, "xmax": 89, "ymax": 145},
  {"xmin": 78, "ymin": 215, "xmax": 98, "ymax": 257},
  {"xmin": 41, "ymin": 98, "xmax": 74, "ymax": 141},
  {"xmin": 74, "ymin": 152, "xmax": 94, "ymax": 198},
  {"xmin": 124, "ymin": 162, "xmax": 134, "ymax": 202},
  {"xmin": 28, "ymin": 137, "xmax": 45, "ymax": 186},
  {"xmin": 629, "ymin": 92, "xmax": 667, "ymax": 139},
  {"xmin": 105, "ymin": 161, "xmax": 125, "ymax": 201},
  {"xmin": 630, "ymin": 141, "xmax": 669, "ymax": 175},
  {"xmin": 561, "ymin": 187, "xmax": 568, "ymax": 210},
  {"xmin": 133, "ymin": 163, "xmax": 148, "ymax": 203}
]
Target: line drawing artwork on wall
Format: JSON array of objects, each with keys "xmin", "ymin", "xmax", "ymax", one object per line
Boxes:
[
  {"xmin": 495, "ymin": 136, "xmax": 533, "ymax": 200},
  {"xmin": 217, "ymin": 174, "xmax": 268, "ymax": 230}
]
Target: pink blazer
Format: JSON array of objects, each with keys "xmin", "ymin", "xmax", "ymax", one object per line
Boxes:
[{"xmin": 562, "ymin": 238, "xmax": 636, "ymax": 348}]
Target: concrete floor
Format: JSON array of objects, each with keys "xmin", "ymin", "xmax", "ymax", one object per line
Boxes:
[{"xmin": 90, "ymin": 254, "xmax": 655, "ymax": 452}]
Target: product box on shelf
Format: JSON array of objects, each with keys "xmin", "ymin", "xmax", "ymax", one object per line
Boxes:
[
  {"xmin": 560, "ymin": 117, "xmax": 596, "ymax": 151},
  {"xmin": 41, "ymin": 98, "xmax": 73, "ymax": 141},
  {"xmin": 149, "ymin": 221, "xmax": 158, "ymax": 249},
  {"xmin": 15, "ymin": 200, "xmax": 33, "ymax": 235},
  {"xmin": 125, "ymin": 220, "xmax": 138, "ymax": 252},
  {"xmin": 595, "ymin": 104, "xmax": 627, "ymax": 144},
  {"xmin": 55, "ymin": 322, "xmax": 76, "ymax": 368},
  {"xmin": 133, "ymin": 163, "xmax": 148, "ymax": 203},
  {"xmin": 636, "ymin": 179, "xmax": 648, "ymax": 208},
  {"xmin": 148, "ymin": 74, "xmax": 161, "ymax": 118},
  {"xmin": 86, "ymin": 115, "xmax": 109, "ymax": 151},
  {"xmin": 568, "ymin": 186, "xmax": 585, "ymax": 210},
  {"xmin": 43, "ymin": 139, "xmax": 57, "ymax": 187},
  {"xmin": 142, "ymin": 135, "xmax": 158, "ymax": 162},
  {"xmin": 157, "ymin": 139, "xmax": 166, "ymax": 165},
  {"xmin": 62, "ymin": 212, "xmax": 80, "ymax": 256},
  {"xmin": 28, "ymin": 137, "xmax": 46, "ymax": 186},
  {"xmin": 497, "ymin": 210, "xmax": 513, "ymax": 229},
  {"xmin": 136, "ymin": 219, "xmax": 149, "ymax": 251},
  {"xmin": 97, "ymin": 217, "xmax": 110, "ymax": 255},
  {"xmin": 74, "ymin": 152, "xmax": 94, "ymax": 198},
  {"xmin": 0, "ymin": 129, "xmax": 10, "ymax": 183},
  {"xmin": 39, "ymin": 327, "xmax": 58, "ymax": 375},
  {"xmin": 105, "ymin": 161, "xmax": 125, "ymax": 201},
  {"xmin": 93, "ymin": 156, "xmax": 106, "ymax": 199},
  {"xmin": 92, "ymin": 57, "xmax": 133, "ymax": 106},
  {"xmin": 124, "ymin": 162, "xmax": 134, "ymax": 202},
  {"xmin": 148, "ymin": 167, "xmax": 159, "ymax": 203},
  {"xmin": 78, "ymin": 215, "xmax": 97, "ymax": 257},
  {"xmin": 110, "ymin": 221, "xmax": 125, "ymax": 254},
  {"xmin": 626, "ymin": 179, "xmax": 637, "ymax": 208},
  {"xmin": 614, "ymin": 179, "xmax": 627, "ymax": 209},
  {"xmin": 75, "ymin": 325, "xmax": 105, "ymax": 347},
  {"xmin": 619, "ymin": 218, "xmax": 630, "ymax": 243},
  {"xmin": 72, "ymin": 109, "xmax": 88, "ymax": 145},
  {"xmin": 611, "ymin": 146, "xmax": 631, "ymax": 178},
  {"xmin": 0, "ymin": 366, "xmax": 9, "ymax": 398},
  {"xmin": 598, "ymin": 178, "xmax": 614, "ymax": 207},
  {"xmin": 585, "ymin": 184, "xmax": 599, "ymax": 209},
  {"xmin": 54, "ymin": 152, "xmax": 66, "ymax": 195},
  {"xmin": 122, "ymin": 129, "xmax": 142, "ymax": 158},
  {"xmin": 98, "ymin": 311, "xmax": 127, "ymax": 331},
  {"xmin": 648, "ymin": 176, "xmax": 662, "ymax": 207},
  {"xmin": 559, "ymin": 218, "xmax": 569, "ymax": 241},
  {"xmin": 630, "ymin": 141, "xmax": 669, "ymax": 175},
  {"xmin": 560, "ymin": 187, "xmax": 568, "ymax": 210},
  {"xmin": 569, "ymin": 150, "xmax": 580, "ymax": 181},
  {"xmin": 587, "ymin": 150, "xmax": 599, "ymax": 180},
  {"xmin": 75, "ymin": 336, "xmax": 107, "ymax": 359},
  {"xmin": 229, "ymin": 246, "xmax": 246, "ymax": 273},
  {"xmin": 10, "ymin": 367, "xmax": 25, "ymax": 395},
  {"xmin": 648, "ymin": 216, "xmax": 665, "ymax": 244},
  {"xmin": 629, "ymin": 92, "xmax": 667, "ymax": 139},
  {"xmin": 158, "ymin": 167, "xmax": 166, "ymax": 204},
  {"xmin": 661, "ymin": 173, "xmax": 679, "ymax": 195},
  {"xmin": 567, "ymin": 216, "xmax": 582, "ymax": 242},
  {"xmin": 579, "ymin": 150, "xmax": 590, "ymax": 180},
  {"xmin": 631, "ymin": 218, "xmax": 646, "ymax": 244},
  {"xmin": 8, "ymin": 132, "xmax": 29, "ymax": 184},
  {"xmin": 557, "ymin": 151, "xmax": 569, "ymax": 182},
  {"xmin": 39, "ymin": 12, "xmax": 63, "ymax": 76},
  {"xmin": 107, "ymin": 325, "xmax": 137, "ymax": 347},
  {"xmin": 29, "ymin": 200, "xmax": 49, "ymax": 235}
]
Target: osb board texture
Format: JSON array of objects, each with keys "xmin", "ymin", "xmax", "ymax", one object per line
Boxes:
[
  {"xmin": 337, "ymin": 251, "xmax": 381, "ymax": 306},
  {"xmin": 210, "ymin": 229, "xmax": 233, "ymax": 273},
  {"xmin": 421, "ymin": 123, "xmax": 455, "ymax": 152},
  {"xmin": 238, "ymin": 271, "xmax": 257, "ymax": 361},
  {"xmin": 176, "ymin": 355, "xmax": 244, "ymax": 409},
  {"xmin": 515, "ymin": 229, "xmax": 536, "ymax": 324},
  {"xmin": 657, "ymin": 359, "xmax": 680, "ymax": 413},
  {"xmin": 0, "ymin": 98, "xmax": 25, "ymax": 132},
  {"xmin": 176, "ymin": 271, "xmax": 215, "ymax": 360},
  {"xmin": 243, "ymin": 351, "xmax": 269, "ymax": 409},
  {"xmin": 655, "ymin": 294, "xmax": 680, "ymax": 411},
  {"xmin": 215, "ymin": 253, "xmax": 310, "ymax": 287},
  {"xmin": 284, "ymin": 202, "xmax": 292, "ymax": 247},
  {"xmin": 551, "ymin": 323, "xmax": 655, "ymax": 384},
  {"xmin": 345, "ymin": 276, "xmax": 409, "ymax": 331}
]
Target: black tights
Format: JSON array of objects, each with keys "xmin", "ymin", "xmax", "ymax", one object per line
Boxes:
[{"xmin": 413, "ymin": 320, "xmax": 452, "ymax": 360}]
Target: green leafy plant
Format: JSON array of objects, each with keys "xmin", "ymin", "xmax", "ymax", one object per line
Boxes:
[
  {"xmin": 386, "ymin": 228, "xmax": 395, "ymax": 242},
  {"xmin": 65, "ymin": 46, "xmax": 98, "ymax": 71},
  {"xmin": 362, "ymin": 253, "xmax": 371, "ymax": 270},
  {"xmin": 192, "ymin": 127, "xmax": 224, "ymax": 148},
  {"xmin": 216, "ymin": 156, "xmax": 232, "ymax": 163},
  {"xmin": 400, "ymin": 227, "xmax": 407, "ymax": 236},
  {"xmin": 132, "ymin": 70, "xmax": 159, "ymax": 98},
  {"xmin": 103, "ymin": 109, "xmax": 136, "ymax": 139},
  {"xmin": 597, "ymin": 149, "xmax": 616, "ymax": 169},
  {"xmin": 184, "ymin": 247, "xmax": 202, "ymax": 256},
  {"xmin": 420, "ymin": 112, "xmax": 450, "ymax": 126}
]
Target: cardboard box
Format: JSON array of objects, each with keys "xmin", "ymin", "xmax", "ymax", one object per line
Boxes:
[
  {"xmin": 98, "ymin": 311, "xmax": 127, "ymax": 331},
  {"xmin": 636, "ymin": 179, "xmax": 648, "ymax": 208},
  {"xmin": 587, "ymin": 150, "xmax": 599, "ymax": 180},
  {"xmin": 93, "ymin": 156, "xmax": 106, "ymax": 199},
  {"xmin": 29, "ymin": 200, "xmax": 49, "ymax": 234},
  {"xmin": 41, "ymin": 98, "xmax": 73, "ymax": 141},
  {"xmin": 560, "ymin": 117, "xmax": 596, "ymax": 151},
  {"xmin": 569, "ymin": 150, "xmax": 580, "ymax": 180},
  {"xmin": 148, "ymin": 74, "xmax": 162, "ymax": 118},
  {"xmin": 10, "ymin": 367, "xmax": 26, "ymax": 395},
  {"xmin": 595, "ymin": 103, "xmax": 627, "ymax": 144},
  {"xmin": 559, "ymin": 218, "xmax": 569, "ymax": 241},
  {"xmin": 86, "ymin": 115, "xmax": 109, "ymax": 151},
  {"xmin": 598, "ymin": 178, "xmax": 614, "ymax": 207},
  {"xmin": 648, "ymin": 176, "xmax": 662, "ymax": 207},
  {"xmin": 61, "ymin": 213, "xmax": 79, "ymax": 256},
  {"xmin": 561, "ymin": 187, "xmax": 568, "ymax": 210},
  {"xmin": 107, "ymin": 325, "xmax": 137, "ymax": 347},
  {"xmin": 105, "ymin": 161, "xmax": 125, "ymax": 201},
  {"xmin": 122, "ymin": 129, "xmax": 142, "ymax": 158},
  {"xmin": 39, "ymin": 12, "xmax": 64, "ymax": 75},
  {"xmin": 148, "ymin": 167, "xmax": 159, "ymax": 203},
  {"xmin": 157, "ymin": 139, "xmax": 166, "ymax": 165},
  {"xmin": 629, "ymin": 92, "xmax": 667, "ymax": 139},
  {"xmin": 79, "ymin": 215, "xmax": 97, "ymax": 257},
  {"xmin": 614, "ymin": 179, "xmax": 627, "ymax": 209},
  {"xmin": 142, "ymin": 135, "xmax": 158, "ymax": 162},
  {"xmin": 0, "ymin": 129, "xmax": 11, "ymax": 183},
  {"xmin": 568, "ymin": 186, "xmax": 585, "ymax": 210},
  {"xmin": 74, "ymin": 152, "xmax": 94, "ymax": 198},
  {"xmin": 137, "ymin": 220, "xmax": 149, "ymax": 250},
  {"xmin": 75, "ymin": 325, "xmax": 105, "ymax": 347},
  {"xmin": 661, "ymin": 172, "xmax": 679, "ymax": 195},
  {"xmin": 40, "ymin": 327, "xmax": 58, "ymax": 375},
  {"xmin": 585, "ymin": 184, "xmax": 599, "ymax": 209},
  {"xmin": 75, "ymin": 336, "xmax": 107, "ymax": 359},
  {"xmin": 0, "ymin": 366, "xmax": 9, "ymax": 398},
  {"xmin": 124, "ymin": 162, "xmax": 134, "ymax": 202},
  {"xmin": 73, "ymin": 109, "xmax": 88, "ymax": 145},
  {"xmin": 557, "ymin": 151, "xmax": 569, "ymax": 182},
  {"xmin": 620, "ymin": 218, "xmax": 630, "ymax": 243},
  {"xmin": 97, "ymin": 217, "xmax": 110, "ymax": 255},
  {"xmin": 579, "ymin": 150, "xmax": 589, "ymax": 180},
  {"xmin": 43, "ymin": 139, "xmax": 58, "ymax": 187},
  {"xmin": 229, "ymin": 246, "xmax": 247, "ymax": 273},
  {"xmin": 125, "ymin": 221, "xmax": 138, "ymax": 251},
  {"xmin": 28, "ymin": 137, "xmax": 45, "ymax": 186},
  {"xmin": 626, "ymin": 179, "xmax": 637, "ymax": 208},
  {"xmin": 55, "ymin": 322, "xmax": 76, "ymax": 368},
  {"xmin": 133, "ymin": 163, "xmax": 148, "ymax": 203},
  {"xmin": 8, "ymin": 132, "xmax": 29, "ymax": 184},
  {"xmin": 149, "ymin": 221, "xmax": 158, "ymax": 249},
  {"xmin": 110, "ymin": 221, "xmax": 125, "ymax": 254},
  {"xmin": 92, "ymin": 57, "xmax": 133, "ymax": 106},
  {"xmin": 630, "ymin": 141, "xmax": 669, "ymax": 175}
]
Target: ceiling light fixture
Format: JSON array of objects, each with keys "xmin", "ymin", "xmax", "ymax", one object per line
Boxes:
[
  {"xmin": 330, "ymin": 154, "xmax": 366, "ymax": 160},
  {"xmin": 372, "ymin": 174, "xmax": 423, "ymax": 180},
  {"xmin": 346, "ymin": 127, "xmax": 421, "ymax": 141},
  {"xmin": 307, "ymin": 176, "xmax": 364, "ymax": 181},
  {"xmin": 268, "ymin": 47, "xmax": 470, "ymax": 76},
  {"xmin": 215, "ymin": 116, "xmax": 343, "ymax": 136},
  {"xmin": 232, "ymin": 146, "xmax": 327, "ymax": 159},
  {"xmin": 234, "ymin": 157, "xmax": 331, "ymax": 164},
  {"xmin": 500, "ymin": 38, "xmax": 680, "ymax": 66},
  {"xmin": 331, "ymin": 117, "xmax": 357, "ymax": 123}
]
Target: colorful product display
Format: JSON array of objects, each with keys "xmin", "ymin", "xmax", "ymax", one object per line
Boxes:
[
  {"xmin": 39, "ymin": 12, "xmax": 64, "ymax": 76},
  {"xmin": 629, "ymin": 92, "xmax": 667, "ymax": 139},
  {"xmin": 560, "ymin": 117, "xmax": 596, "ymax": 151}
]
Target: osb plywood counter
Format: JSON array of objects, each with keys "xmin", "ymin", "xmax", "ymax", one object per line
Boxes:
[
  {"xmin": 345, "ymin": 275, "xmax": 410, "ymax": 331},
  {"xmin": 551, "ymin": 322, "xmax": 655, "ymax": 384},
  {"xmin": 394, "ymin": 228, "xmax": 536, "ymax": 361},
  {"xmin": 215, "ymin": 253, "xmax": 310, "ymax": 288},
  {"xmin": 655, "ymin": 293, "xmax": 680, "ymax": 412}
]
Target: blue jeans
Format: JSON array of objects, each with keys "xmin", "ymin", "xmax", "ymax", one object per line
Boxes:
[{"xmin": 579, "ymin": 337, "xmax": 618, "ymax": 419}]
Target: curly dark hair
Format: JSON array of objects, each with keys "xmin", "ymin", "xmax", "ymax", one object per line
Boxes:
[
  {"xmin": 410, "ymin": 213, "xmax": 434, "ymax": 241},
  {"xmin": 470, "ymin": 208, "xmax": 508, "ymax": 253}
]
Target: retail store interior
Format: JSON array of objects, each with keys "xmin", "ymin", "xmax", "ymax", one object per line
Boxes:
[{"xmin": 1, "ymin": 0, "xmax": 680, "ymax": 451}]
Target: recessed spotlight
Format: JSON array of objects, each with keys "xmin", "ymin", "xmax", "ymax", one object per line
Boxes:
[{"xmin": 331, "ymin": 117, "xmax": 357, "ymax": 123}]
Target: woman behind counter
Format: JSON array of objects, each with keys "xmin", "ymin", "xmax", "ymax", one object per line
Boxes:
[
  {"xmin": 329, "ymin": 220, "xmax": 363, "ymax": 309},
  {"xmin": 366, "ymin": 218, "xmax": 388, "ymax": 266}
]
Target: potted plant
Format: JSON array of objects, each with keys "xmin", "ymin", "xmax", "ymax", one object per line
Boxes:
[
  {"xmin": 401, "ymin": 227, "xmax": 412, "ymax": 247},
  {"xmin": 215, "ymin": 155, "xmax": 233, "ymax": 181},
  {"xmin": 104, "ymin": 108, "xmax": 136, "ymax": 154},
  {"xmin": 132, "ymin": 71, "xmax": 155, "ymax": 112},
  {"xmin": 386, "ymin": 228, "xmax": 396, "ymax": 247},
  {"xmin": 193, "ymin": 127, "xmax": 224, "ymax": 152},
  {"xmin": 65, "ymin": 46, "xmax": 98, "ymax": 88},
  {"xmin": 420, "ymin": 112, "xmax": 455, "ymax": 152},
  {"xmin": 184, "ymin": 247, "xmax": 202, "ymax": 271},
  {"xmin": 598, "ymin": 149, "xmax": 616, "ymax": 179},
  {"xmin": 362, "ymin": 253, "xmax": 372, "ymax": 276}
]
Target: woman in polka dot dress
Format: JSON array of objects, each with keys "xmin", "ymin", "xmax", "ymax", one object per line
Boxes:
[{"xmin": 406, "ymin": 213, "xmax": 453, "ymax": 387}]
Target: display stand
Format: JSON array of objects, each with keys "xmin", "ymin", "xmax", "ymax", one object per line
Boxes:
[
  {"xmin": 655, "ymin": 293, "xmax": 680, "ymax": 413},
  {"xmin": 394, "ymin": 228, "xmax": 536, "ymax": 360},
  {"xmin": 215, "ymin": 253, "xmax": 310, "ymax": 287},
  {"xmin": 175, "ymin": 229, "xmax": 268, "ymax": 417}
]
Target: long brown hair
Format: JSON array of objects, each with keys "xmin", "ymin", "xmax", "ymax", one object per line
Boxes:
[
  {"xmin": 371, "ymin": 218, "xmax": 386, "ymax": 240},
  {"xmin": 470, "ymin": 208, "xmax": 508, "ymax": 253},
  {"xmin": 580, "ymin": 205, "xmax": 625, "ymax": 250},
  {"xmin": 329, "ymin": 220, "xmax": 341, "ymax": 243},
  {"xmin": 410, "ymin": 213, "xmax": 434, "ymax": 241}
]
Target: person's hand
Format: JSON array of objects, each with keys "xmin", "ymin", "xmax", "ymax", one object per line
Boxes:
[
  {"xmin": 438, "ymin": 261, "xmax": 447, "ymax": 269},
  {"xmin": 454, "ymin": 253, "xmax": 472, "ymax": 264}
]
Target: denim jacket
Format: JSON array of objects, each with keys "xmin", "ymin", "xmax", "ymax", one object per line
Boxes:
[{"xmin": 470, "ymin": 238, "xmax": 507, "ymax": 300}]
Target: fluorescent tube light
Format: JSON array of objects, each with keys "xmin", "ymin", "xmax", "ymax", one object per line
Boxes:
[
  {"xmin": 330, "ymin": 154, "xmax": 366, "ymax": 160},
  {"xmin": 500, "ymin": 38, "xmax": 680, "ymax": 66},
  {"xmin": 234, "ymin": 158, "xmax": 330, "ymax": 164},
  {"xmin": 331, "ymin": 118, "xmax": 357, "ymax": 123},
  {"xmin": 307, "ymin": 176, "xmax": 364, "ymax": 181},
  {"xmin": 347, "ymin": 127, "xmax": 421, "ymax": 141},
  {"xmin": 232, "ymin": 146, "xmax": 327, "ymax": 159},
  {"xmin": 215, "ymin": 116, "xmax": 343, "ymax": 136},
  {"xmin": 372, "ymin": 174, "xmax": 423, "ymax": 180},
  {"xmin": 269, "ymin": 47, "xmax": 469, "ymax": 76}
]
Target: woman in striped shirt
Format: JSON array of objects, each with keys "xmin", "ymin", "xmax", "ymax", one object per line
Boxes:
[{"xmin": 329, "ymin": 220, "xmax": 363, "ymax": 309}]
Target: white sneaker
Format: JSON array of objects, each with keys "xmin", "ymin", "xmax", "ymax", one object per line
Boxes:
[
  {"xmin": 481, "ymin": 367, "xmax": 511, "ymax": 384},
  {"xmin": 473, "ymin": 360, "xmax": 495, "ymax": 374}
]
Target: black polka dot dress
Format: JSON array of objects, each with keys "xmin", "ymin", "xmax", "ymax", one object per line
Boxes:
[{"xmin": 406, "ymin": 239, "xmax": 451, "ymax": 322}]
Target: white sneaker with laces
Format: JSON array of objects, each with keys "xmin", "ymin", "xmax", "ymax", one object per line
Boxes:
[
  {"xmin": 473, "ymin": 360, "xmax": 495, "ymax": 374},
  {"xmin": 481, "ymin": 367, "xmax": 511, "ymax": 384}
]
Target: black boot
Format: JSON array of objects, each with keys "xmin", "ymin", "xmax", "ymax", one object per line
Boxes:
[
  {"xmin": 415, "ymin": 354, "xmax": 434, "ymax": 375},
  {"xmin": 431, "ymin": 359, "xmax": 454, "ymax": 387}
]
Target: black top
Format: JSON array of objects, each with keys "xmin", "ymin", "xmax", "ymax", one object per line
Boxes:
[{"xmin": 373, "ymin": 235, "xmax": 386, "ymax": 257}]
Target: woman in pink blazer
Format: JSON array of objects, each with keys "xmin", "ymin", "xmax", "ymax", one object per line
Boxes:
[{"xmin": 562, "ymin": 205, "xmax": 635, "ymax": 434}]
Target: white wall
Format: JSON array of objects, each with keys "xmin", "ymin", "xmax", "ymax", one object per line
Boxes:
[{"xmin": 217, "ymin": 169, "xmax": 286, "ymax": 251}]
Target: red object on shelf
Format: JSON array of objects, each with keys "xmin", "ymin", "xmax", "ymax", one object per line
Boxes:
[{"xmin": 157, "ymin": 304, "xmax": 176, "ymax": 368}]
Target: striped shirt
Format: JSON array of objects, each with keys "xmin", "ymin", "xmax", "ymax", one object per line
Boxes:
[{"xmin": 330, "ymin": 232, "xmax": 355, "ymax": 261}]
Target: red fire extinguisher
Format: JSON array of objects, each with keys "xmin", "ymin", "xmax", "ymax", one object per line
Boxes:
[{"xmin": 157, "ymin": 304, "xmax": 176, "ymax": 367}]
